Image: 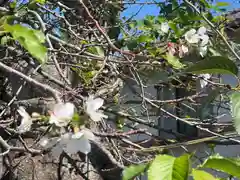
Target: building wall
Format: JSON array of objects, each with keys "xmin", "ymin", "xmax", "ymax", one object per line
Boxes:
[{"xmin": 120, "ymin": 72, "xmax": 240, "ymax": 179}]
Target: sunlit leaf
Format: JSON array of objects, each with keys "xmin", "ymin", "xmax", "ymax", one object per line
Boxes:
[
  {"xmin": 4, "ymin": 24, "xmax": 47, "ymax": 63},
  {"xmin": 201, "ymin": 154, "xmax": 240, "ymax": 178},
  {"xmin": 230, "ymin": 92, "xmax": 240, "ymax": 134},
  {"xmin": 185, "ymin": 56, "xmax": 238, "ymax": 76},
  {"xmin": 122, "ymin": 163, "xmax": 149, "ymax": 180},
  {"xmin": 216, "ymin": 2, "xmax": 229, "ymax": 7},
  {"xmin": 148, "ymin": 154, "xmax": 190, "ymax": 180},
  {"xmin": 192, "ymin": 169, "xmax": 217, "ymax": 180},
  {"xmin": 164, "ymin": 53, "xmax": 186, "ymax": 69}
]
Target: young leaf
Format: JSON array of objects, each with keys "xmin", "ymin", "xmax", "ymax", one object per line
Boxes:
[
  {"xmin": 192, "ymin": 169, "xmax": 217, "ymax": 180},
  {"xmin": 88, "ymin": 46, "xmax": 104, "ymax": 57},
  {"xmin": 201, "ymin": 154, "xmax": 240, "ymax": 178},
  {"xmin": 148, "ymin": 154, "xmax": 190, "ymax": 180},
  {"xmin": 122, "ymin": 163, "xmax": 149, "ymax": 180},
  {"xmin": 185, "ymin": 56, "xmax": 238, "ymax": 76},
  {"xmin": 164, "ymin": 53, "xmax": 186, "ymax": 69},
  {"xmin": 216, "ymin": 2, "xmax": 229, "ymax": 7},
  {"xmin": 4, "ymin": 24, "xmax": 47, "ymax": 63},
  {"xmin": 230, "ymin": 92, "xmax": 240, "ymax": 134}
]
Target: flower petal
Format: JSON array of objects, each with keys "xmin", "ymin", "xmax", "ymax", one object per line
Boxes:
[
  {"xmin": 49, "ymin": 102, "xmax": 75, "ymax": 127},
  {"xmin": 197, "ymin": 26, "xmax": 207, "ymax": 35},
  {"xmin": 65, "ymin": 135, "xmax": 91, "ymax": 155},
  {"xmin": 199, "ymin": 74, "xmax": 211, "ymax": 88},
  {"xmin": 88, "ymin": 111, "xmax": 107, "ymax": 122},
  {"xmin": 39, "ymin": 137, "xmax": 60, "ymax": 149},
  {"xmin": 81, "ymin": 128, "xmax": 95, "ymax": 141},
  {"xmin": 200, "ymin": 79, "xmax": 208, "ymax": 88},
  {"xmin": 86, "ymin": 97, "xmax": 104, "ymax": 111},
  {"xmin": 160, "ymin": 22, "xmax": 169, "ymax": 33},
  {"xmin": 199, "ymin": 35, "xmax": 209, "ymax": 46},
  {"xmin": 17, "ymin": 107, "xmax": 32, "ymax": 133},
  {"xmin": 185, "ymin": 29, "xmax": 199, "ymax": 44},
  {"xmin": 51, "ymin": 144, "xmax": 63, "ymax": 157},
  {"xmin": 71, "ymin": 131, "xmax": 84, "ymax": 139},
  {"xmin": 185, "ymin": 29, "xmax": 196, "ymax": 36},
  {"xmin": 53, "ymin": 103, "xmax": 75, "ymax": 119},
  {"xmin": 199, "ymin": 46, "xmax": 208, "ymax": 57}
]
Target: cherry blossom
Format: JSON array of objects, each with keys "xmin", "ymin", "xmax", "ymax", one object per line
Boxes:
[
  {"xmin": 160, "ymin": 22, "xmax": 169, "ymax": 33},
  {"xmin": 39, "ymin": 128, "xmax": 94, "ymax": 157},
  {"xmin": 184, "ymin": 27, "xmax": 209, "ymax": 57},
  {"xmin": 17, "ymin": 106, "xmax": 32, "ymax": 133},
  {"xmin": 179, "ymin": 45, "xmax": 189, "ymax": 58},
  {"xmin": 199, "ymin": 74, "xmax": 211, "ymax": 88},
  {"xmin": 84, "ymin": 95, "xmax": 108, "ymax": 122},
  {"xmin": 49, "ymin": 102, "xmax": 75, "ymax": 127}
]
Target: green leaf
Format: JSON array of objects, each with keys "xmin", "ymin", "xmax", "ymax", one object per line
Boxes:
[
  {"xmin": 0, "ymin": 36, "xmax": 11, "ymax": 45},
  {"xmin": 216, "ymin": 2, "xmax": 229, "ymax": 7},
  {"xmin": 126, "ymin": 39, "xmax": 138, "ymax": 51},
  {"xmin": 201, "ymin": 154, "xmax": 240, "ymax": 178},
  {"xmin": 185, "ymin": 56, "xmax": 238, "ymax": 76},
  {"xmin": 164, "ymin": 53, "xmax": 186, "ymax": 69},
  {"xmin": 30, "ymin": 0, "xmax": 46, "ymax": 4},
  {"xmin": 148, "ymin": 154, "xmax": 190, "ymax": 180},
  {"xmin": 192, "ymin": 169, "xmax": 216, "ymax": 180},
  {"xmin": 4, "ymin": 24, "xmax": 47, "ymax": 63},
  {"xmin": 122, "ymin": 163, "xmax": 148, "ymax": 180},
  {"xmin": 71, "ymin": 113, "xmax": 85, "ymax": 126},
  {"xmin": 230, "ymin": 92, "xmax": 240, "ymax": 134},
  {"xmin": 88, "ymin": 46, "xmax": 104, "ymax": 57},
  {"xmin": 137, "ymin": 35, "xmax": 153, "ymax": 43},
  {"xmin": 9, "ymin": 0, "xmax": 17, "ymax": 9}
]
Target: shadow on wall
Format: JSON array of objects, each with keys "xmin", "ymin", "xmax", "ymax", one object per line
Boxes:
[{"xmin": 118, "ymin": 72, "xmax": 240, "ymax": 179}]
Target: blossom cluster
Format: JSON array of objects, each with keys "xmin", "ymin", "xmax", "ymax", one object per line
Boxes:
[
  {"xmin": 161, "ymin": 23, "xmax": 211, "ymax": 88},
  {"xmin": 17, "ymin": 95, "xmax": 107, "ymax": 157}
]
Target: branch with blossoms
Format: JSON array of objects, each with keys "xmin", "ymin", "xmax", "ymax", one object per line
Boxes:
[{"xmin": 0, "ymin": 0, "xmax": 240, "ymax": 179}]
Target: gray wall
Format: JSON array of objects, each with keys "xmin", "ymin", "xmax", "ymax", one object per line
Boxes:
[{"xmin": 120, "ymin": 72, "xmax": 240, "ymax": 179}]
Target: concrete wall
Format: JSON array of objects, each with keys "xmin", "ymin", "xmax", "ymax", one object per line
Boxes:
[{"xmin": 120, "ymin": 72, "xmax": 240, "ymax": 179}]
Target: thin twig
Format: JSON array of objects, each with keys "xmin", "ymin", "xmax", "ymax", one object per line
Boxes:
[{"xmin": 0, "ymin": 61, "xmax": 61, "ymax": 102}]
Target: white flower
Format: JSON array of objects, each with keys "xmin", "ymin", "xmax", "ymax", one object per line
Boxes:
[
  {"xmin": 199, "ymin": 73, "xmax": 211, "ymax": 88},
  {"xmin": 181, "ymin": 45, "xmax": 189, "ymax": 54},
  {"xmin": 160, "ymin": 22, "xmax": 169, "ymax": 33},
  {"xmin": 167, "ymin": 42, "xmax": 176, "ymax": 55},
  {"xmin": 197, "ymin": 26, "xmax": 207, "ymax": 35},
  {"xmin": 17, "ymin": 106, "xmax": 32, "ymax": 133},
  {"xmin": 185, "ymin": 27, "xmax": 209, "ymax": 57},
  {"xmin": 199, "ymin": 46, "xmax": 208, "ymax": 57},
  {"xmin": 184, "ymin": 29, "xmax": 199, "ymax": 44},
  {"xmin": 179, "ymin": 44, "xmax": 189, "ymax": 58},
  {"xmin": 39, "ymin": 129, "xmax": 94, "ymax": 157},
  {"xmin": 198, "ymin": 27, "xmax": 209, "ymax": 46},
  {"xmin": 49, "ymin": 102, "xmax": 75, "ymax": 127},
  {"xmin": 84, "ymin": 95, "xmax": 108, "ymax": 122},
  {"xmin": 185, "ymin": 27, "xmax": 209, "ymax": 46}
]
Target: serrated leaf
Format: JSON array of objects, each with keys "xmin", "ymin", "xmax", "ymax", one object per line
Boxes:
[
  {"xmin": 192, "ymin": 169, "xmax": 217, "ymax": 180},
  {"xmin": 164, "ymin": 53, "xmax": 186, "ymax": 69},
  {"xmin": 4, "ymin": 24, "xmax": 47, "ymax": 63},
  {"xmin": 122, "ymin": 163, "xmax": 148, "ymax": 180},
  {"xmin": 148, "ymin": 154, "xmax": 190, "ymax": 180},
  {"xmin": 185, "ymin": 56, "xmax": 238, "ymax": 76},
  {"xmin": 230, "ymin": 92, "xmax": 240, "ymax": 134},
  {"xmin": 201, "ymin": 154, "xmax": 240, "ymax": 178}
]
